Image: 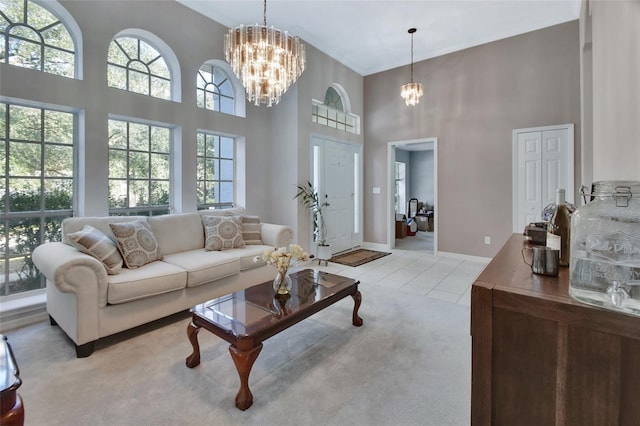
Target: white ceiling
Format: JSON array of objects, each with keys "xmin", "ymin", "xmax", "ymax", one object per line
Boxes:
[{"xmin": 177, "ymin": 0, "xmax": 581, "ymax": 76}]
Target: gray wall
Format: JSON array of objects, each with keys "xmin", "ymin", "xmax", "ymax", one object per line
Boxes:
[
  {"xmin": 580, "ymin": 0, "xmax": 640, "ymax": 183},
  {"xmin": 363, "ymin": 21, "xmax": 581, "ymax": 258},
  {"xmin": 409, "ymin": 150, "xmax": 435, "ymax": 207}
]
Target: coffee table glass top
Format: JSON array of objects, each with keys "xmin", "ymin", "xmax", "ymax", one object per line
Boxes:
[{"xmin": 193, "ymin": 269, "xmax": 357, "ymax": 337}]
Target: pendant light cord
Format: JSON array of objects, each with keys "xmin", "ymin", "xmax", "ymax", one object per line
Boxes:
[
  {"xmin": 263, "ymin": 0, "xmax": 267, "ymax": 26},
  {"xmin": 410, "ymin": 32, "xmax": 414, "ymax": 83}
]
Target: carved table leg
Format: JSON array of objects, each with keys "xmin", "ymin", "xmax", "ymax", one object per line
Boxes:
[
  {"xmin": 185, "ymin": 321, "xmax": 201, "ymax": 368},
  {"xmin": 229, "ymin": 343, "xmax": 263, "ymax": 410},
  {"xmin": 351, "ymin": 289, "xmax": 363, "ymax": 326}
]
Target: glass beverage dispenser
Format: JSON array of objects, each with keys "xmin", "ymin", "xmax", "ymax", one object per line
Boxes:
[{"xmin": 569, "ymin": 181, "xmax": 640, "ymax": 316}]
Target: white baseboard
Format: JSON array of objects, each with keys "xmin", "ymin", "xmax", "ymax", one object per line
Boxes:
[
  {"xmin": 360, "ymin": 242, "xmax": 389, "ymax": 252},
  {"xmin": 362, "ymin": 241, "xmax": 491, "ymax": 263},
  {"xmin": 437, "ymin": 251, "xmax": 492, "ymax": 263},
  {"xmin": 0, "ymin": 292, "xmax": 48, "ymax": 332}
]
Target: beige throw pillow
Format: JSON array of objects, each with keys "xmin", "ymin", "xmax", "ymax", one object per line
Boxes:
[
  {"xmin": 67, "ymin": 225, "xmax": 123, "ymax": 274},
  {"xmin": 109, "ymin": 220, "xmax": 162, "ymax": 268},
  {"xmin": 203, "ymin": 215, "xmax": 245, "ymax": 251},
  {"xmin": 241, "ymin": 215, "xmax": 262, "ymax": 245}
]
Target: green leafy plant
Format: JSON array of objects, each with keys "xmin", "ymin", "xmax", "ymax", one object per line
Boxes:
[{"xmin": 294, "ymin": 181, "xmax": 330, "ymax": 246}]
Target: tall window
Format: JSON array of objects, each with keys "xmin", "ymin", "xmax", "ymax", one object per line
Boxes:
[
  {"xmin": 108, "ymin": 119, "xmax": 171, "ymax": 216},
  {"xmin": 0, "ymin": 0, "xmax": 76, "ymax": 78},
  {"xmin": 312, "ymin": 86, "xmax": 360, "ymax": 135},
  {"xmin": 197, "ymin": 64, "xmax": 234, "ymax": 114},
  {"xmin": 196, "ymin": 132, "xmax": 234, "ymax": 209},
  {"xmin": 107, "ymin": 36, "xmax": 171, "ymax": 100},
  {"xmin": 1, "ymin": 102, "xmax": 75, "ymax": 296}
]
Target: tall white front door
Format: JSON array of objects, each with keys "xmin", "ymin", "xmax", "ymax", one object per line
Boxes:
[
  {"xmin": 512, "ymin": 124, "xmax": 574, "ymax": 232},
  {"xmin": 311, "ymin": 135, "xmax": 362, "ymax": 254}
]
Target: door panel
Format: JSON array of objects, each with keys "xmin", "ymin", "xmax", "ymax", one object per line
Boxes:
[
  {"xmin": 542, "ymin": 129, "xmax": 568, "ymax": 208},
  {"xmin": 514, "ymin": 126, "xmax": 572, "ymax": 232},
  {"xmin": 518, "ymin": 132, "xmax": 542, "ymax": 232},
  {"xmin": 324, "ymin": 141, "xmax": 354, "ymax": 253},
  {"xmin": 311, "ymin": 136, "xmax": 362, "ymax": 254}
]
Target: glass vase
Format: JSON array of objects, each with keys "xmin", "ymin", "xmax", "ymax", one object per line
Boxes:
[{"xmin": 273, "ymin": 270, "xmax": 292, "ymax": 295}]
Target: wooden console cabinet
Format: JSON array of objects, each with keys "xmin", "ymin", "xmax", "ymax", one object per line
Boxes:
[{"xmin": 471, "ymin": 234, "xmax": 640, "ymax": 426}]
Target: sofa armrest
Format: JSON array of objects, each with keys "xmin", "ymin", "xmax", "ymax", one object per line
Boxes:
[
  {"xmin": 260, "ymin": 223, "xmax": 293, "ymax": 248},
  {"xmin": 32, "ymin": 242, "xmax": 109, "ymax": 307}
]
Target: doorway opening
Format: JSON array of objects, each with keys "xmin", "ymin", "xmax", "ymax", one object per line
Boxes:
[{"xmin": 387, "ymin": 138, "xmax": 438, "ymax": 254}]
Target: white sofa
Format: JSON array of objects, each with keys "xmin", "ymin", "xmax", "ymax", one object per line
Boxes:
[{"xmin": 32, "ymin": 208, "xmax": 293, "ymax": 357}]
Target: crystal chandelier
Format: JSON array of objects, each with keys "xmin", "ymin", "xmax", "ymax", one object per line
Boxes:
[
  {"xmin": 225, "ymin": 0, "xmax": 306, "ymax": 107},
  {"xmin": 400, "ymin": 28, "xmax": 424, "ymax": 106}
]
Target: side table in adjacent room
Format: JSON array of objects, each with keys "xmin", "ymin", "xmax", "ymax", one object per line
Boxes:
[{"xmin": 0, "ymin": 334, "xmax": 24, "ymax": 426}]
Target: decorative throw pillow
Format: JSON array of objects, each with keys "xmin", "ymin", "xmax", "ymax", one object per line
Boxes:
[
  {"xmin": 67, "ymin": 225, "xmax": 123, "ymax": 274},
  {"xmin": 203, "ymin": 215, "xmax": 245, "ymax": 251},
  {"xmin": 109, "ymin": 220, "xmax": 162, "ymax": 268},
  {"xmin": 241, "ymin": 215, "xmax": 262, "ymax": 245}
]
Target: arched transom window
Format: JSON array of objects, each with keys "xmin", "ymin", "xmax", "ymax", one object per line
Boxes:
[
  {"xmin": 312, "ymin": 85, "xmax": 360, "ymax": 135},
  {"xmin": 324, "ymin": 87, "xmax": 344, "ymax": 112},
  {"xmin": 0, "ymin": 0, "xmax": 76, "ymax": 78},
  {"xmin": 107, "ymin": 36, "xmax": 171, "ymax": 100},
  {"xmin": 197, "ymin": 64, "xmax": 234, "ymax": 114}
]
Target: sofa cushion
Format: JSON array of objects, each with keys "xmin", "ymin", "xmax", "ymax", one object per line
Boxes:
[
  {"xmin": 241, "ymin": 215, "xmax": 262, "ymax": 245},
  {"xmin": 148, "ymin": 212, "xmax": 204, "ymax": 255},
  {"xmin": 107, "ymin": 261, "xmax": 187, "ymax": 304},
  {"xmin": 161, "ymin": 249, "xmax": 241, "ymax": 287},
  {"xmin": 217, "ymin": 244, "xmax": 273, "ymax": 271},
  {"xmin": 203, "ymin": 215, "xmax": 245, "ymax": 251},
  {"xmin": 110, "ymin": 220, "xmax": 163, "ymax": 268},
  {"xmin": 198, "ymin": 207, "xmax": 246, "ymax": 219},
  {"xmin": 67, "ymin": 225, "xmax": 124, "ymax": 274}
]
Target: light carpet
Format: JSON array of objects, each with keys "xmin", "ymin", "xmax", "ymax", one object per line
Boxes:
[{"xmin": 6, "ymin": 284, "xmax": 471, "ymax": 426}]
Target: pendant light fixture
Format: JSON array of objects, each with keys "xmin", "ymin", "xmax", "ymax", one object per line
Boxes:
[
  {"xmin": 400, "ymin": 28, "xmax": 424, "ymax": 106},
  {"xmin": 225, "ymin": 0, "xmax": 306, "ymax": 107}
]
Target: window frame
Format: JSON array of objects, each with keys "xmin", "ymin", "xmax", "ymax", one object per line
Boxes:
[
  {"xmin": 106, "ymin": 29, "xmax": 181, "ymax": 102},
  {"xmin": 107, "ymin": 117, "xmax": 174, "ymax": 217},
  {"xmin": 1, "ymin": 99, "xmax": 78, "ymax": 297},
  {"xmin": 196, "ymin": 130, "xmax": 235, "ymax": 210},
  {"xmin": 197, "ymin": 64, "xmax": 235, "ymax": 114},
  {"xmin": 312, "ymin": 84, "xmax": 360, "ymax": 135},
  {"xmin": 0, "ymin": 0, "xmax": 83, "ymax": 79}
]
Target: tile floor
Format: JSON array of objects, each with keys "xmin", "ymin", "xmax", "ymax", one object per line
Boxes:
[{"xmin": 298, "ymin": 246, "xmax": 490, "ymax": 307}]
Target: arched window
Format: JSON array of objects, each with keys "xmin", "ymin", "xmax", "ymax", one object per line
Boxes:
[
  {"xmin": 196, "ymin": 59, "xmax": 245, "ymax": 117},
  {"xmin": 324, "ymin": 87, "xmax": 344, "ymax": 112},
  {"xmin": 107, "ymin": 32, "xmax": 179, "ymax": 101},
  {"xmin": 0, "ymin": 0, "xmax": 80, "ymax": 78},
  {"xmin": 197, "ymin": 64, "xmax": 234, "ymax": 114},
  {"xmin": 312, "ymin": 84, "xmax": 360, "ymax": 135}
]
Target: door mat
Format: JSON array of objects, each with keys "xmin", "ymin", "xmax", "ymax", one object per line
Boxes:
[{"xmin": 329, "ymin": 249, "xmax": 391, "ymax": 267}]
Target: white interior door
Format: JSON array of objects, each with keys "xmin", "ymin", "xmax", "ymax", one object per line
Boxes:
[{"xmin": 513, "ymin": 124, "xmax": 574, "ymax": 232}]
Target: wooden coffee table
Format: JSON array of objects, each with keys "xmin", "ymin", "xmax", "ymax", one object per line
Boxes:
[{"xmin": 185, "ymin": 268, "xmax": 362, "ymax": 410}]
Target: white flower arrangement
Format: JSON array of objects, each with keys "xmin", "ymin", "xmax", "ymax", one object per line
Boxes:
[{"xmin": 254, "ymin": 244, "xmax": 311, "ymax": 273}]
